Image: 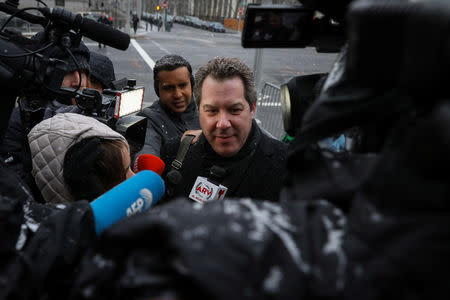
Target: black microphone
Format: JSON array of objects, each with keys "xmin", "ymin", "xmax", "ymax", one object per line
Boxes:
[
  {"xmin": 39, "ymin": 7, "xmax": 130, "ymax": 50},
  {"xmin": 208, "ymin": 165, "xmax": 226, "ymax": 185},
  {"xmin": 165, "ymin": 169, "xmax": 182, "ymax": 198}
]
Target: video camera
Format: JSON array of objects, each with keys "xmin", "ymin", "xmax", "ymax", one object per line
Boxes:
[
  {"xmin": 242, "ymin": 1, "xmax": 349, "ymax": 141},
  {"xmin": 242, "ymin": 1, "xmax": 349, "ymax": 144},
  {"xmin": 0, "ymin": 0, "xmax": 145, "ymax": 148},
  {"xmin": 68, "ymin": 79, "xmax": 147, "ymax": 155}
]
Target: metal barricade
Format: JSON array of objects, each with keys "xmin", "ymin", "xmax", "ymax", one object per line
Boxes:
[{"xmin": 255, "ymin": 82, "xmax": 284, "ymax": 139}]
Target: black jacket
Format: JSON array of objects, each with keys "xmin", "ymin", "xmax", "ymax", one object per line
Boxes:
[
  {"xmin": 68, "ymin": 198, "xmax": 344, "ymax": 300},
  {"xmin": 1, "ymin": 103, "xmax": 77, "ymax": 202},
  {"xmin": 0, "ymin": 161, "xmax": 95, "ymax": 300},
  {"xmin": 136, "ymin": 100, "xmax": 200, "ymax": 157},
  {"xmin": 160, "ymin": 121, "xmax": 288, "ymax": 202}
]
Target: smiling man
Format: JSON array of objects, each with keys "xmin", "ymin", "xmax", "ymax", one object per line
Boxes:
[
  {"xmin": 160, "ymin": 57, "xmax": 288, "ymax": 202},
  {"xmin": 136, "ymin": 54, "xmax": 200, "ymax": 158}
]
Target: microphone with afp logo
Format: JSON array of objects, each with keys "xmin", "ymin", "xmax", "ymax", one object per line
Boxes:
[
  {"xmin": 189, "ymin": 166, "xmax": 228, "ymax": 204},
  {"xmin": 90, "ymin": 170, "xmax": 165, "ymax": 235}
]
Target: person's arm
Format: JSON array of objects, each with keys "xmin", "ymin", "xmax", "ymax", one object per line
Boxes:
[{"xmin": 181, "ymin": 129, "xmax": 202, "ymax": 144}]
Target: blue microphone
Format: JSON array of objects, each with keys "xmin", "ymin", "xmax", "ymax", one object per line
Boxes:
[{"xmin": 90, "ymin": 170, "xmax": 165, "ymax": 235}]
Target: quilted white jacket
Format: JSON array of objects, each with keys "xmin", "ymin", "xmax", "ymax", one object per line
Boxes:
[{"xmin": 28, "ymin": 113, "xmax": 127, "ymax": 204}]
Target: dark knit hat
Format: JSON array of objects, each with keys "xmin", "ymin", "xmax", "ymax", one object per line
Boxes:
[
  {"xmin": 89, "ymin": 52, "xmax": 116, "ymax": 89},
  {"xmin": 32, "ymin": 31, "xmax": 90, "ymax": 75}
]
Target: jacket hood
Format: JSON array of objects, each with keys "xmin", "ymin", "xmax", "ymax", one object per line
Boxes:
[{"xmin": 28, "ymin": 113, "xmax": 127, "ymax": 204}]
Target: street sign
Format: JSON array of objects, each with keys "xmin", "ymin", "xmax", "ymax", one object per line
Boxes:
[{"xmin": 162, "ymin": 1, "xmax": 168, "ymax": 9}]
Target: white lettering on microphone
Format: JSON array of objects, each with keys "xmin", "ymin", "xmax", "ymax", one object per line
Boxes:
[
  {"xmin": 189, "ymin": 177, "xmax": 228, "ymax": 203},
  {"xmin": 126, "ymin": 188, "xmax": 153, "ymax": 216}
]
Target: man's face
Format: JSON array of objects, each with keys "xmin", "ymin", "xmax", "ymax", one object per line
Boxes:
[
  {"xmin": 61, "ymin": 71, "xmax": 88, "ymax": 89},
  {"xmin": 199, "ymin": 76, "xmax": 255, "ymax": 158},
  {"xmin": 157, "ymin": 66, "xmax": 192, "ymax": 113}
]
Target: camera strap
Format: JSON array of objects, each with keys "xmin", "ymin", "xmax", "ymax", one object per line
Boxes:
[{"xmin": 171, "ymin": 134, "xmax": 195, "ymax": 171}]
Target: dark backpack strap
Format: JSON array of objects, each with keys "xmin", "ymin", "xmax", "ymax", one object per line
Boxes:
[{"xmin": 171, "ymin": 134, "xmax": 195, "ymax": 170}]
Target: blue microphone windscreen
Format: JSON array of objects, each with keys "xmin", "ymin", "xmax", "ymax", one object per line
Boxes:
[{"xmin": 90, "ymin": 170, "xmax": 165, "ymax": 235}]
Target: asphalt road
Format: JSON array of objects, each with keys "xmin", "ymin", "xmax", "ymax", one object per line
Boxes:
[{"xmin": 84, "ymin": 23, "xmax": 338, "ymax": 138}]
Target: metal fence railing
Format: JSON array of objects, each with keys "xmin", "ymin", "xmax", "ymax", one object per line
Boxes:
[{"xmin": 255, "ymin": 82, "xmax": 284, "ymax": 140}]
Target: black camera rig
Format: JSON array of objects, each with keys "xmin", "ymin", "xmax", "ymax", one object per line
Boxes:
[{"xmin": 0, "ymin": 0, "xmax": 147, "ymax": 152}]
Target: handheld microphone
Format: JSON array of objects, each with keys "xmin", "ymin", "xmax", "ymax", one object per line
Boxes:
[
  {"xmin": 133, "ymin": 154, "xmax": 165, "ymax": 175},
  {"xmin": 188, "ymin": 166, "xmax": 228, "ymax": 204},
  {"xmin": 90, "ymin": 170, "xmax": 165, "ymax": 235},
  {"xmin": 39, "ymin": 7, "xmax": 131, "ymax": 50},
  {"xmin": 208, "ymin": 165, "xmax": 226, "ymax": 185}
]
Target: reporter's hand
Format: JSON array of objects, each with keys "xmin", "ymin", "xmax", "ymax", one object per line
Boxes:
[{"xmin": 181, "ymin": 129, "xmax": 202, "ymax": 144}]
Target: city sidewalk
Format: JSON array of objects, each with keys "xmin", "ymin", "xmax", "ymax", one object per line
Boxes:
[{"xmin": 128, "ymin": 21, "xmax": 170, "ymax": 38}]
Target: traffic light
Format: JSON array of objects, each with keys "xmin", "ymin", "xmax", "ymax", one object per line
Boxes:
[{"xmin": 156, "ymin": 5, "xmax": 160, "ymax": 11}]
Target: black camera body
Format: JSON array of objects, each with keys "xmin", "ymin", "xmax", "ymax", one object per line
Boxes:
[
  {"xmin": 0, "ymin": 0, "xmax": 130, "ymax": 143},
  {"xmin": 241, "ymin": 2, "xmax": 346, "ymax": 141},
  {"xmin": 69, "ymin": 80, "xmax": 147, "ymax": 155},
  {"xmin": 242, "ymin": 3, "xmax": 346, "ymax": 52}
]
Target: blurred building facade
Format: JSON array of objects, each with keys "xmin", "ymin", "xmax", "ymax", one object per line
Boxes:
[{"xmin": 15, "ymin": 0, "xmax": 296, "ymax": 20}]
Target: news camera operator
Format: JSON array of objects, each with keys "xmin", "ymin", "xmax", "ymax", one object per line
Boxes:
[
  {"xmin": 1, "ymin": 31, "xmax": 90, "ymax": 150},
  {"xmin": 0, "ymin": 31, "xmax": 91, "ymax": 201}
]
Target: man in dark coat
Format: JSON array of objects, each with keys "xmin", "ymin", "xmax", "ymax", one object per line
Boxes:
[
  {"xmin": 160, "ymin": 57, "xmax": 288, "ymax": 203},
  {"xmin": 97, "ymin": 12, "xmax": 111, "ymax": 48},
  {"xmin": 132, "ymin": 14, "xmax": 139, "ymax": 34},
  {"xmin": 0, "ymin": 33, "xmax": 90, "ymax": 201},
  {"xmin": 136, "ymin": 54, "xmax": 200, "ymax": 158}
]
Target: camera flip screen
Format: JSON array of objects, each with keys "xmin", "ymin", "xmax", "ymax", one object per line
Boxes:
[{"xmin": 242, "ymin": 5, "xmax": 314, "ymax": 48}]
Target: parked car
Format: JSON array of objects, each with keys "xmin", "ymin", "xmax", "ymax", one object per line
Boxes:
[
  {"xmin": 190, "ymin": 17, "xmax": 203, "ymax": 28},
  {"xmin": 184, "ymin": 16, "xmax": 194, "ymax": 26},
  {"xmin": 174, "ymin": 16, "xmax": 185, "ymax": 24},
  {"xmin": 201, "ymin": 20, "xmax": 211, "ymax": 30},
  {"xmin": 210, "ymin": 22, "xmax": 226, "ymax": 33}
]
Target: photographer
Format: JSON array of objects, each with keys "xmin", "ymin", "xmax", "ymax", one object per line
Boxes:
[{"xmin": 1, "ymin": 32, "xmax": 90, "ymax": 153}]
